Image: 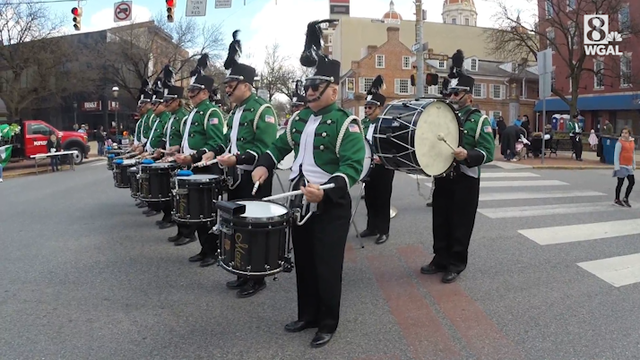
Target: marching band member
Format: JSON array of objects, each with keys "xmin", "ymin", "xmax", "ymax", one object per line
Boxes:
[
  {"xmin": 132, "ymin": 92, "xmax": 153, "ymax": 155},
  {"xmin": 426, "ymin": 79, "xmax": 451, "ymax": 208},
  {"xmin": 420, "ymin": 50, "xmax": 495, "ymax": 284},
  {"xmin": 291, "ymin": 80, "xmax": 307, "ymax": 113},
  {"xmin": 201, "ymin": 30, "xmax": 278, "ymax": 298},
  {"xmin": 252, "ymin": 19, "xmax": 364, "ymax": 348},
  {"xmin": 154, "ymin": 84, "xmax": 189, "ymax": 229},
  {"xmin": 141, "ymin": 90, "xmax": 167, "ymax": 217},
  {"xmin": 172, "ymin": 74, "xmax": 226, "ymax": 269},
  {"xmin": 359, "ymin": 75, "xmax": 393, "ymax": 244}
]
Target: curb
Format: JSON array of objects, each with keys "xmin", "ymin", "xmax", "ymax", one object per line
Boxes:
[
  {"xmin": 530, "ymin": 164, "xmax": 612, "ymax": 170},
  {"xmin": 3, "ymin": 157, "xmax": 105, "ymax": 179}
]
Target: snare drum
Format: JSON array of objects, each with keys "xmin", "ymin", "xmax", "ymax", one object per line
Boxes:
[
  {"xmin": 113, "ymin": 159, "xmax": 137, "ymax": 188},
  {"xmin": 128, "ymin": 166, "xmax": 140, "ymax": 199},
  {"xmin": 139, "ymin": 162, "xmax": 179, "ymax": 202},
  {"xmin": 217, "ymin": 200, "xmax": 291, "ymax": 278},
  {"xmin": 173, "ymin": 174, "xmax": 224, "ymax": 224},
  {"xmin": 106, "ymin": 150, "xmax": 125, "ymax": 170},
  {"xmin": 375, "ymin": 99, "xmax": 462, "ymax": 176}
]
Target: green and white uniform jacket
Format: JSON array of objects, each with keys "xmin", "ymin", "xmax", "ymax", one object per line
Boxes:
[
  {"xmin": 256, "ymin": 102, "xmax": 365, "ymax": 203},
  {"xmin": 212, "ymin": 93, "xmax": 278, "ymax": 170},
  {"xmin": 457, "ymin": 105, "xmax": 495, "ymax": 178},
  {"xmin": 166, "ymin": 107, "xmax": 189, "ymax": 149},
  {"xmin": 145, "ymin": 112, "xmax": 170, "ymax": 151},
  {"xmin": 141, "ymin": 109, "xmax": 154, "ymax": 144},
  {"xmin": 180, "ymin": 99, "xmax": 225, "ymax": 162}
]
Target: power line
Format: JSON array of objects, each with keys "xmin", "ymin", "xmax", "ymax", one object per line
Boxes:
[{"xmin": 2, "ymin": 0, "xmax": 78, "ymax": 4}]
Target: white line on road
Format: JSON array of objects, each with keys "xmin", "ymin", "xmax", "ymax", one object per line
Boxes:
[
  {"xmin": 578, "ymin": 253, "xmax": 640, "ymax": 287},
  {"xmin": 406, "ymin": 172, "xmax": 540, "ymax": 179},
  {"xmin": 479, "ymin": 202, "xmax": 620, "ymax": 219},
  {"xmin": 478, "ymin": 190, "xmax": 606, "ymax": 201},
  {"xmin": 486, "ymin": 161, "xmax": 533, "ymax": 170},
  {"xmin": 90, "ymin": 161, "xmax": 107, "ymax": 166},
  {"xmin": 518, "ymin": 219, "xmax": 640, "ymax": 245},
  {"xmin": 421, "ymin": 180, "xmax": 568, "ymax": 188}
]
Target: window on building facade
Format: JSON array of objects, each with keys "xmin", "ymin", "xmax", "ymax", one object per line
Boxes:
[
  {"xmin": 546, "ymin": 28, "xmax": 555, "ymax": 51},
  {"xmin": 451, "ymin": 18, "xmax": 457, "ymax": 24},
  {"xmin": 376, "ymin": 55, "xmax": 385, "ymax": 68},
  {"xmin": 437, "ymin": 78, "xmax": 443, "ymax": 94},
  {"xmin": 464, "ymin": 18, "xmax": 470, "ymax": 25},
  {"xmin": 567, "ymin": 0, "xmax": 576, "ymax": 10},
  {"xmin": 491, "ymin": 111, "xmax": 502, "ymax": 119},
  {"xmin": 568, "ymin": 21, "xmax": 578, "ymax": 48},
  {"xmin": 594, "ymin": 60, "xmax": 604, "ymax": 89},
  {"xmin": 546, "ymin": 0, "xmax": 553, "ymax": 18},
  {"xmin": 551, "ymin": 69, "xmax": 556, "ymax": 89},
  {"xmin": 359, "ymin": 77, "xmax": 374, "ymax": 93},
  {"xmin": 621, "ymin": 55, "xmax": 632, "ymax": 87},
  {"xmin": 619, "ymin": 5, "xmax": 630, "ymax": 33},
  {"xmin": 394, "ymin": 79, "xmax": 411, "ymax": 95},
  {"xmin": 473, "ymin": 83, "xmax": 485, "ymax": 98},
  {"xmin": 438, "ymin": 60, "xmax": 446, "ymax": 68},
  {"xmin": 402, "ymin": 56, "xmax": 411, "ymax": 69},
  {"xmin": 490, "ymin": 84, "xmax": 505, "ymax": 99},
  {"xmin": 470, "ymin": 58, "xmax": 478, "ymax": 71}
]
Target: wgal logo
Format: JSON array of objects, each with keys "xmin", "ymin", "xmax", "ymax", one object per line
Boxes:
[{"xmin": 584, "ymin": 14, "xmax": 624, "ymax": 56}]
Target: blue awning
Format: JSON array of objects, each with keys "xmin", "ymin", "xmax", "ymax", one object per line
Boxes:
[{"xmin": 534, "ymin": 93, "xmax": 640, "ymax": 112}]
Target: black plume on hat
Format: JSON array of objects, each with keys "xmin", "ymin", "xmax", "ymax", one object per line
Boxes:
[
  {"xmin": 367, "ymin": 75, "xmax": 384, "ymax": 95},
  {"xmin": 300, "ymin": 19, "xmax": 337, "ymax": 68},
  {"xmin": 448, "ymin": 49, "xmax": 466, "ymax": 79},
  {"xmin": 138, "ymin": 78, "xmax": 152, "ymax": 101},
  {"xmin": 224, "ymin": 30, "xmax": 242, "ymax": 70},
  {"xmin": 190, "ymin": 54, "xmax": 210, "ymax": 78},
  {"xmin": 161, "ymin": 64, "xmax": 175, "ymax": 88},
  {"xmin": 441, "ymin": 78, "xmax": 450, "ymax": 95},
  {"xmin": 292, "ymin": 80, "xmax": 306, "ymax": 105}
]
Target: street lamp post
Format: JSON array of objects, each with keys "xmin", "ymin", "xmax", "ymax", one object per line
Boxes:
[
  {"xmin": 72, "ymin": 101, "xmax": 77, "ymax": 128},
  {"xmin": 112, "ymin": 86, "xmax": 119, "ymax": 136}
]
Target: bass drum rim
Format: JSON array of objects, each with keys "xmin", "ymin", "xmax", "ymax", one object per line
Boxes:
[{"xmin": 414, "ymin": 100, "xmax": 460, "ymax": 177}]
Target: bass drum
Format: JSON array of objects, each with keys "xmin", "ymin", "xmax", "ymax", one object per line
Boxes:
[
  {"xmin": 360, "ymin": 137, "xmax": 374, "ymax": 181},
  {"xmin": 375, "ymin": 99, "xmax": 462, "ymax": 177}
]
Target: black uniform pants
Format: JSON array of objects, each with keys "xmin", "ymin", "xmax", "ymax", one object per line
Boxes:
[
  {"xmin": 364, "ymin": 165, "xmax": 395, "ymax": 235},
  {"xmin": 571, "ymin": 135, "xmax": 583, "ymax": 160},
  {"xmin": 432, "ymin": 172, "xmax": 480, "ymax": 274},
  {"xmin": 228, "ymin": 168, "xmax": 273, "ymax": 283},
  {"xmin": 292, "ymin": 198, "xmax": 351, "ymax": 334}
]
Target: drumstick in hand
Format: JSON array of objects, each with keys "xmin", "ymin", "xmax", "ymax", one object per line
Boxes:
[
  {"xmin": 251, "ymin": 181, "xmax": 260, "ymax": 195},
  {"xmin": 437, "ymin": 133, "xmax": 456, "ymax": 151}
]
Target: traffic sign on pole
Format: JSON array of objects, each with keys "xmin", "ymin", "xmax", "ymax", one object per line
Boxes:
[
  {"xmin": 114, "ymin": 1, "xmax": 132, "ymax": 22},
  {"xmin": 186, "ymin": 0, "xmax": 207, "ymax": 16},
  {"xmin": 215, "ymin": 0, "xmax": 232, "ymax": 9}
]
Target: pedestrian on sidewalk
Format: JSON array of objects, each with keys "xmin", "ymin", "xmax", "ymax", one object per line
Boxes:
[
  {"xmin": 96, "ymin": 126, "xmax": 106, "ymax": 156},
  {"xmin": 46, "ymin": 134, "xmax": 61, "ymax": 172},
  {"xmin": 613, "ymin": 127, "xmax": 635, "ymax": 207}
]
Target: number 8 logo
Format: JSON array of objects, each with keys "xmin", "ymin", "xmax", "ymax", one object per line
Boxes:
[{"xmin": 586, "ymin": 16, "xmax": 606, "ymax": 42}]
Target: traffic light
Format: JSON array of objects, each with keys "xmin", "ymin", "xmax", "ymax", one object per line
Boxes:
[
  {"xmin": 71, "ymin": 7, "xmax": 82, "ymax": 31},
  {"xmin": 426, "ymin": 73, "xmax": 439, "ymax": 86},
  {"xmin": 166, "ymin": 0, "xmax": 176, "ymax": 23}
]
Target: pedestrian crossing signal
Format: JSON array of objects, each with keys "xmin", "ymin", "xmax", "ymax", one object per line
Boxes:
[
  {"xmin": 426, "ymin": 73, "xmax": 439, "ymax": 86},
  {"xmin": 71, "ymin": 7, "xmax": 82, "ymax": 31},
  {"xmin": 166, "ymin": 0, "xmax": 176, "ymax": 23}
]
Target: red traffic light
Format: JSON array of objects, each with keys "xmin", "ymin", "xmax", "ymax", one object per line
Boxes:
[
  {"xmin": 166, "ymin": 0, "xmax": 175, "ymax": 6},
  {"xmin": 71, "ymin": 7, "xmax": 80, "ymax": 16}
]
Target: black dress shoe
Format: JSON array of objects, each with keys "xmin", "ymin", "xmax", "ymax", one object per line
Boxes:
[
  {"xmin": 136, "ymin": 202, "xmax": 146, "ymax": 208},
  {"xmin": 226, "ymin": 278, "xmax": 249, "ymax": 289},
  {"xmin": 284, "ymin": 320, "xmax": 318, "ymax": 333},
  {"xmin": 158, "ymin": 221, "xmax": 175, "ymax": 229},
  {"xmin": 420, "ymin": 263, "xmax": 445, "ymax": 275},
  {"xmin": 168, "ymin": 234, "xmax": 182, "ymax": 242},
  {"xmin": 359, "ymin": 229, "xmax": 377, "ymax": 238},
  {"xmin": 145, "ymin": 210, "xmax": 160, "ymax": 217},
  {"xmin": 155, "ymin": 220, "xmax": 165, "ymax": 226},
  {"xmin": 236, "ymin": 280, "xmax": 266, "ymax": 298},
  {"xmin": 375, "ymin": 234, "xmax": 389, "ymax": 244},
  {"xmin": 310, "ymin": 332, "xmax": 333, "ymax": 348},
  {"xmin": 441, "ymin": 271, "xmax": 459, "ymax": 283},
  {"xmin": 189, "ymin": 253, "xmax": 204, "ymax": 262},
  {"xmin": 199, "ymin": 257, "xmax": 217, "ymax": 267},
  {"xmin": 174, "ymin": 236, "xmax": 196, "ymax": 246}
]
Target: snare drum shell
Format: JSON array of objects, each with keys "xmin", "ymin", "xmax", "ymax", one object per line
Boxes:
[
  {"xmin": 138, "ymin": 163, "xmax": 179, "ymax": 201},
  {"xmin": 219, "ymin": 200, "xmax": 290, "ymax": 277},
  {"xmin": 173, "ymin": 175, "xmax": 223, "ymax": 223},
  {"xmin": 128, "ymin": 166, "xmax": 140, "ymax": 198}
]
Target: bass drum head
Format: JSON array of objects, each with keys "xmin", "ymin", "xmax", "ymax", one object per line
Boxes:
[
  {"xmin": 276, "ymin": 127, "xmax": 295, "ymax": 170},
  {"xmin": 414, "ymin": 101, "xmax": 459, "ymax": 176},
  {"xmin": 360, "ymin": 138, "xmax": 373, "ymax": 181}
]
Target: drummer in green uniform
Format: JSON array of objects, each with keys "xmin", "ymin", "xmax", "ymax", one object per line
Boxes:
[
  {"xmin": 132, "ymin": 92, "xmax": 153, "ymax": 153},
  {"xmin": 205, "ymin": 30, "xmax": 278, "ymax": 298},
  {"xmin": 173, "ymin": 74, "xmax": 226, "ymax": 268},
  {"xmin": 420, "ymin": 49, "xmax": 495, "ymax": 284},
  {"xmin": 252, "ymin": 19, "xmax": 365, "ymax": 348}
]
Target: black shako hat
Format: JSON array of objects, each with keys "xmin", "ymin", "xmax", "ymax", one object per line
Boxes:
[
  {"xmin": 189, "ymin": 74, "xmax": 215, "ymax": 92},
  {"xmin": 365, "ymin": 75, "xmax": 386, "ymax": 106},
  {"xmin": 164, "ymin": 85, "xmax": 184, "ymax": 100},
  {"xmin": 222, "ymin": 29, "xmax": 256, "ymax": 86},
  {"xmin": 300, "ymin": 19, "xmax": 340, "ymax": 85}
]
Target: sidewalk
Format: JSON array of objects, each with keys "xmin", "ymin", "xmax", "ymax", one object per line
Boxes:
[
  {"xmin": 492, "ymin": 147, "xmax": 612, "ymax": 169},
  {"xmin": 3, "ymin": 141, "xmax": 103, "ymax": 179}
]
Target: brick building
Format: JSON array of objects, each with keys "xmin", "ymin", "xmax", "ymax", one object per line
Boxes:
[
  {"xmin": 533, "ymin": 0, "xmax": 640, "ymax": 134},
  {"xmin": 340, "ymin": 26, "xmax": 539, "ymax": 125}
]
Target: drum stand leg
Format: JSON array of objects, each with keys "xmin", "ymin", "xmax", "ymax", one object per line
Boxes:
[
  {"xmin": 350, "ymin": 183, "xmax": 365, "ymax": 248},
  {"xmin": 274, "ymin": 171, "xmax": 287, "ymax": 195}
]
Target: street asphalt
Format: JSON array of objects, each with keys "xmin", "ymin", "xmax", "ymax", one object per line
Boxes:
[{"xmin": 1, "ymin": 160, "xmax": 640, "ymax": 360}]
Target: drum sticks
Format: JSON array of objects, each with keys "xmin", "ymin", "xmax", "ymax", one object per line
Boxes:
[
  {"xmin": 437, "ymin": 133, "xmax": 456, "ymax": 151},
  {"xmin": 195, "ymin": 159, "xmax": 219, "ymax": 167},
  {"xmin": 262, "ymin": 183, "xmax": 336, "ymax": 201}
]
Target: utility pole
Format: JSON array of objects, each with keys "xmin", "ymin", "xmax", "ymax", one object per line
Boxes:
[{"xmin": 415, "ymin": 0, "xmax": 425, "ymax": 97}]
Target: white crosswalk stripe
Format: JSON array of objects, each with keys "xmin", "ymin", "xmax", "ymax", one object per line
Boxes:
[
  {"xmin": 410, "ymin": 168, "xmax": 640, "ymax": 287},
  {"xmin": 90, "ymin": 160, "xmax": 107, "ymax": 166}
]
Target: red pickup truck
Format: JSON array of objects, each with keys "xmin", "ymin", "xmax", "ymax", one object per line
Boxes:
[{"xmin": 8, "ymin": 120, "xmax": 90, "ymax": 164}]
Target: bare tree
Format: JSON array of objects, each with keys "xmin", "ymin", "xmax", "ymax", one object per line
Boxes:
[
  {"xmin": 103, "ymin": 15, "xmax": 225, "ymax": 103},
  {"xmin": 0, "ymin": 1, "xmax": 99, "ymax": 120},
  {"xmin": 486, "ymin": 0, "xmax": 639, "ymax": 117},
  {"xmin": 260, "ymin": 42, "xmax": 299, "ymax": 101}
]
